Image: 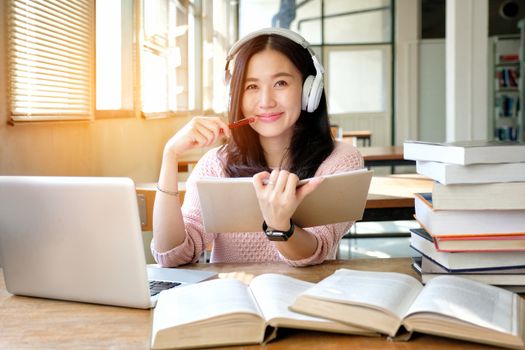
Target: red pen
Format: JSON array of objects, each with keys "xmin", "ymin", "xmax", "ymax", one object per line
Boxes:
[{"xmin": 228, "ymin": 117, "xmax": 257, "ymax": 129}]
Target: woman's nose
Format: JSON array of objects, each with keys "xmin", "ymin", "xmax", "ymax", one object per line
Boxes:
[{"xmin": 258, "ymin": 87, "xmax": 277, "ymax": 108}]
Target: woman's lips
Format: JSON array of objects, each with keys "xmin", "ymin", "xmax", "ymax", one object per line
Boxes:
[{"xmin": 256, "ymin": 112, "xmax": 284, "ymax": 123}]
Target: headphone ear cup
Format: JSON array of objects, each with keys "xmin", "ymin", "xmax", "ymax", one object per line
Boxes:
[
  {"xmin": 302, "ymin": 75, "xmax": 314, "ymax": 111},
  {"xmin": 307, "ymin": 75, "xmax": 323, "ymax": 113}
]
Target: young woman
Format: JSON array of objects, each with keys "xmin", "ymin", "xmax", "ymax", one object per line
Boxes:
[{"xmin": 152, "ymin": 28, "xmax": 364, "ymax": 267}]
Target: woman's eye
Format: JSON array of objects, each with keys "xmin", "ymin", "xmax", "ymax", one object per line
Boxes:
[
  {"xmin": 245, "ymin": 84, "xmax": 257, "ymax": 90},
  {"xmin": 275, "ymin": 80, "xmax": 288, "ymax": 87}
]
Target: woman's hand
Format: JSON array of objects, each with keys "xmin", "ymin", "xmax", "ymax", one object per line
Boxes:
[
  {"xmin": 163, "ymin": 116, "xmax": 231, "ymax": 158},
  {"xmin": 253, "ymin": 169, "xmax": 323, "ymax": 231}
]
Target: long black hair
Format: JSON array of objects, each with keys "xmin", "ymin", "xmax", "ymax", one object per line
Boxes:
[{"xmin": 221, "ymin": 33, "xmax": 334, "ymax": 179}]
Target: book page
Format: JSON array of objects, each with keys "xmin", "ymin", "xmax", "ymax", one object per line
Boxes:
[
  {"xmin": 153, "ymin": 278, "xmax": 262, "ymax": 329},
  {"xmin": 249, "ymin": 273, "xmax": 333, "ymax": 324},
  {"xmin": 405, "ymin": 275, "xmax": 517, "ymax": 334},
  {"xmin": 301, "ymin": 269, "xmax": 423, "ymax": 320}
]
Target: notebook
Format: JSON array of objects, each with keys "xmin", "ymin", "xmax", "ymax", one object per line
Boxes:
[
  {"xmin": 195, "ymin": 169, "xmax": 373, "ymax": 233},
  {"xmin": 0, "ymin": 176, "xmax": 215, "ymax": 309}
]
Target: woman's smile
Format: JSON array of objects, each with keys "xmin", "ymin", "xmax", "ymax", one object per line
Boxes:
[{"xmin": 256, "ymin": 112, "xmax": 284, "ymax": 123}]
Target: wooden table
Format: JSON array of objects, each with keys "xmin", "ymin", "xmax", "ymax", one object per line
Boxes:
[
  {"xmin": 359, "ymin": 145, "xmax": 415, "ymax": 168},
  {"xmin": 363, "ymin": 174, "xmax": 433, "ymax": 222},
  {"xmin": 0, "ymin": 259, "xmax": 498, "ymax": 349}
]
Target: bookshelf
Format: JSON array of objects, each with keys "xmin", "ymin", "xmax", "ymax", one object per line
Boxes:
[{"xmin": 491, "ymin": 35, "xmax": 521, "ymax": 141}]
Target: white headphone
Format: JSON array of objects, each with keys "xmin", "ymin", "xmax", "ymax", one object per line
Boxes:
[{"xmin": 224, "ymin": 27, "xmax": 325, "ymax": 113}]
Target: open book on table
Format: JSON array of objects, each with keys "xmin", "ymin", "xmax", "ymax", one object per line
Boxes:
[
  {"xmin": 290, "ymin": 268, "xmax": 525, "ymax": 349},
  {"xmin": 150, "ymin": 273, "xmax": 375, "ymax": 349}
]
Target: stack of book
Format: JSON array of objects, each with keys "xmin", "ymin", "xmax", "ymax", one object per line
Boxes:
[{"xmin": 403, "ymin": 140, "xmax": 525, "ymax": 291}]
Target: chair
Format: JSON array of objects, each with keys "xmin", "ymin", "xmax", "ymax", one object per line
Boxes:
[
  {"xmin": 330, "ymin": 125, "xmax": 343, "ymax": 140},
  {"xmin": 136, "ymin": 183, "xmax": 210, "ymax": 263},
  {"xmin": 342, "ymin": 130, "xmax": 372, "ymax": 147},
  {"xmin": 342, "ymin": 136, "xmax": 357, "ymax": 147}
]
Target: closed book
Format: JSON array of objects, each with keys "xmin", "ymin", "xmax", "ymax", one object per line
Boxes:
[
  {"xmin": 403, "ymin": 140, "xmax": 525, "ymax": 165},
  {"xmin": 432, "ymin": 181, "xmax": 525, "ymax": 210},
  {"xmin": 416, "ymin": 255, "xmax": 525, "ymax": 274},
  {"xmin": 411, "ymin": 257, "xmax": 525, "ymax": 286},
  {"xmin": 414, "ymin": 193, "xmax": 525, "ymax": 235},
  {"xmin": 433, "ymin": 233, "xmax": 525, "ymax": 252},
  {"xmin": 409, "ymin": 228, "xmax": 525, "ymax": 271},
  {"xmin": 416, "ymin": 160, "xmax": 525, "ymax": 185},
  {"xmin": 290, "ymin": 268, "xmax": 525, "ymax": 349}
]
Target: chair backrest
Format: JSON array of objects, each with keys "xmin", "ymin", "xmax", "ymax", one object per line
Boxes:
[
  {"xmin": 330, "ymin": 125, "xmax": 343, "ymax": 140},
  {"xmin": 342, "ymin": 135, "xmax": 357, "ymax": 147}
]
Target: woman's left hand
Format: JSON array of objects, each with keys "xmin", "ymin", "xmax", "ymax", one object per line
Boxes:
[{"xmin": 253, "ymin": 169, "xmax": 323, "ymax": 231}]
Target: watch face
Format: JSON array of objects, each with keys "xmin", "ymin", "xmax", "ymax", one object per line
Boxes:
[
  {"xmin": 263, "ymin": 220, "xmax": 294, "ymax": 241},
  {"xmin": 265, "ymin": 230, "xmax": 288, "ymax": 241}
]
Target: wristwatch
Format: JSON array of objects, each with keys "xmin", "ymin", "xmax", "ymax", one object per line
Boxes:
[{"xmin": 262, "ymin": 220, "xmax": 295, "ymax": 241}]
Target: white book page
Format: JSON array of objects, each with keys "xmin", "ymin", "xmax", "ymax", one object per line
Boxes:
[
  {"xmin": 249, "ymin": 273, "xmax": 332, "ymax": 324},
  {"xmin": 405, "ymin": 275, "xmax": 517, "ymax": 334},
  {"xmin": 301, "ymin": 269, "xmax": 423, "ymax": 320},
  {"xmin": 153, "ymin": 278, "xmax": 262, "ymax": 329}
]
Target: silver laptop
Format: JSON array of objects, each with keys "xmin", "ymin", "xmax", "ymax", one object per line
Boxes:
[{"xmin": 0, "ymin": 176, "xmax": 215, "ymax": 309}]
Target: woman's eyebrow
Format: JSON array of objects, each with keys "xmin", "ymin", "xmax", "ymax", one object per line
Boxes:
[{"xmin": 245, "ymin": 72, "xmax": 296, "ymax": 82}]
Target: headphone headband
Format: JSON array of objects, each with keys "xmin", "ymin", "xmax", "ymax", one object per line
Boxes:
[{"xmin": 227, "ymin": 28, "xmax": 315, "ymax": 61}]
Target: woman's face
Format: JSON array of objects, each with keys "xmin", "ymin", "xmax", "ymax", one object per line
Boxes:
[{"xmin": 240, "ymin": 48, "xmax": 303, "ymax": 144}]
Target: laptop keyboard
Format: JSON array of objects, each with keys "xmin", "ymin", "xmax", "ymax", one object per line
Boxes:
[{"xmin": 149, "ymin": 280, "xmax": 181, "ymax": 296}]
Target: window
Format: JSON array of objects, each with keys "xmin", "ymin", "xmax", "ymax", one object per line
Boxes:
[
  {"xmin": 202, "ymin": 0, "xmax": 235, "ymax": 113},
  {"xmin": 238, "ymin": 0, "xmax": 392, "ymax": 115},
  {"xmin": 95, "ymin": 0, "xmax": 134, "ymax": 117},
  {"xmin": 6, "ymin": 0, "xmax": 235, "ymax": 123},
  {"xmin": 138, "ymin": 0, "xmax": 233, "ymax": 118},
  {"xmin": 141, "ymin": 0, "xmax": 190, "ymax": 118},
  {"xmin": 325, "ymin": 46, "xmax": 390, "ymax": 113},
  {"xmin": 6, "ymin": 0, "xmax": 95, "ymax": 123},
  {"xmin": 238, "ymin": 0, "xmax": 393, "ymax": 146}
]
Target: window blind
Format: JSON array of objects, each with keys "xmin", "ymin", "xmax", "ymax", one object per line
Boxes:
[{"xmin": 6, "ymin": 0, "xmax": 95, "ymax": 122}]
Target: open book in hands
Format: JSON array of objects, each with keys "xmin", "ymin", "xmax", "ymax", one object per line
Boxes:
[
  {"xmin": 195, "ymin": 169, "xmax": 373, "ymax": 233},
  {"xmin": 290, "ymin": 268, "xmax": 525, "ymax": 349},
  {"xmin": 150, "ymin": 273, "xmax": 375, "ymax": 349}
]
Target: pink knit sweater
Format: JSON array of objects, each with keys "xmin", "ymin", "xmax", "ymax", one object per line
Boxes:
[{"xmin": 152, "ymin": 141, "xmax": 364, "ymax": 267}]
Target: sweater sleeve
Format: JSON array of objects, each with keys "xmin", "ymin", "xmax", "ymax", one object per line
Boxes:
[
  {"xmin": 278, "ymin": 142, "xmax": 365, "ymax": 267},
  {"xmin": 151, "ymin": 147, "xmax": 224, "ymax": 267}
]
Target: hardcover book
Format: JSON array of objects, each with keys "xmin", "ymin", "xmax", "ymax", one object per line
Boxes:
[
  {"xmin": 416, "ymin": 160, "xmax": 525, "ymax": 185},
  {"xmin": 416, "ymin": 255, "xmax": 525, "ymax": 274},
  {"xmin": 403, "ymin": 140, "xmax": 525, "ymax": 165},
  {"xmin": 409, "ymin": 227, "xmax": 525, "ymax": 271},
  {"xmin": 411, "ymin": 256, "xmax": 525, "ymax": 287},
  {"xmin": 414, "ymin": 193, "xmax": 525, "ymax": 236},
  {"xmin": 431, "ymin": 181, "xmax": 525, "ymax": 210},
  {"xmin": 150, "ymin": 273, "xmax": 374, "ymax": 349},
  {"xmin": 431, "ymin": 233, "xmax": 525, "ymax": 252},
  {"xmin": 290, "ymin": 268, "xmax": 525, "ymax": 349}
]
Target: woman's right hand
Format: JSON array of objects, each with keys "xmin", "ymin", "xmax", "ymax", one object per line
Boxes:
[{"xmin": 163, "ymin": 116, "xmax": 231, "ymax": 158}]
